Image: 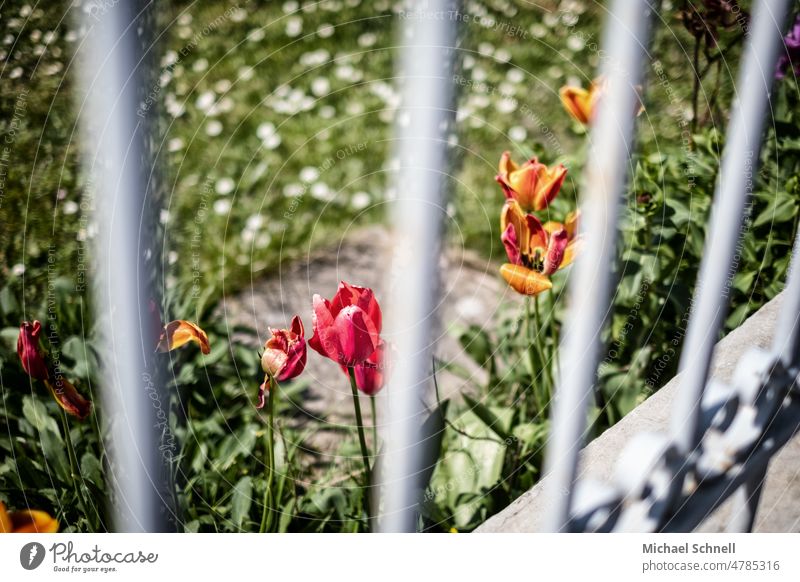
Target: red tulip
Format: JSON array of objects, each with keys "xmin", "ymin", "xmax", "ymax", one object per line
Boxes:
[
  {"xmin": 309, "ymin": 282, "xmax": 382, "ymax": 367},
  {"xmin": 17, "ymin": 321, "xmax": 48, "ymax": 381},
  {"xmin": 352, "ymin": 340, "xmax": 388, "ymax": 396}
]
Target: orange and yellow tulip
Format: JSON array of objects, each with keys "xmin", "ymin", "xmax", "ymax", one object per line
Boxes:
[
  {"xmin": 155, "ymin": 320, "xmax": 210, "ymax": 354},
  {"xmin": 150, "ymin": 300, "xmax": 210, "ymax": 355},
  {"xmin": 496, "ymin": 152, "xmax": 567, "ymax": 212},
  {"xmin": 499, "ymin": 201, "xmax": 582, "ymax": 296},
  {"xmin": 560, "ymin": 76, "xmax": 644, "ymax": 125},
  {"xmin": 0, "ymin": 501, "xmax": 58, "ymax": 533},
  {"xmin": 559, "ymin": 77, "xmax": 606, "ymax": 125}
]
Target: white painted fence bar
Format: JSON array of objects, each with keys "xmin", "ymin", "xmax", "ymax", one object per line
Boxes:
[
  {"xmin": 77, "ymin": 1, "xmax": 166, "ymax": 532},
  {"xmin": 540, "ymin": 0, "xmax": 653, "ymax": 533},
  {"xmin": 668, "ymin": 0, "xmax": 792, "ymax": 456},
  {"xmin": 378, "ymin": 0, "xmax": 459, "ymax": 532},
  {"xmin": 774, "ymin": 228, "xmax": 800, "ymax": 367}
]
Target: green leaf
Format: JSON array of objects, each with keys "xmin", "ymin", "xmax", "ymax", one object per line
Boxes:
[
  {"xmin": 80, "ymin": 452, "xmax": 103, "ymax": 486},
  {"xmin": 458, "ymin": 325, "xmax": 495, "ymax": 372},
  {"xmin": 416, "ymin": 400, "xmax": 449, "ymax": 494},
  {"xmin": 752, "ymin": 192, "xmax": 796, "ymax": 228},
  {"xmin": 22, "ymin": 396, "xmax": 61, "ymax": 435},
  {"xmin": 462, "ymin": 394, "xmax": 511, "ymax": 441},
  {"xmin": 0, "ymin": 285, "xmax": 20, "ymax": 316},
  {"xmin": 231, "ymin": 476, "xmax": 253, "ymax": 530}
]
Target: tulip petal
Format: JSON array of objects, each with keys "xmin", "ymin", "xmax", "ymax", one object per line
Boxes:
[
  {"xmin": 500, "ymin": 264, "xmax": 553, "ymax": 296},
  {"xmin": 354, "ymin": 340, "xmax": 387, "ymax": 396},
  {"xmin": 0, "ymin": 502, "xmax": 11, "ymax": 533},
  {"xmin": 332, "ymin": 281, "xmax": 382, "ymax": 334},
  {"xmin": 559, "ymin": 85, "xmax": 592, "ymax": 124},
  {"xmin": 290, "ymin": 314, "xmax": 304, "ymax": 338},
  {"xmin": 309, "ymin": 294, "xmax": 341, "ymax": 360},
  {"xmin": 543, "ymin": 228, "xmax": 569, "ymax": 275},
  {"xmin": 560, "ymin": 236, "xmax": 584, "ymax": 270},
  {"xmin": 261, "ymin": 347, "xmax": 288, "ymax": 378},
  {"xmin": 17, "ymin": 321, "xmax": 49, "ymax": 381},
  {"xmin": 156, "ymin": 321, "xmax": 210, "ymax": 354},
  {"xmin": 276, "ymin": 335, "xmax": 306, "ymax": 382},
  {"xmin": 498, "ymin": 150, "xmax": 518, "ymax": 175},
  {"xmin": 256, "ymin": 378, "xmax": 269, "ymax": 410},
  {"xmin": 8, "ymin": 509, "xmax": 59, "ymax": 533},
  {"xmin": 507, "ymin": 158, "xmax": 544, "ymax": 211},
  {"xmin": 533, "ymin": 164, "xmax": 567, "ymax": 211},
  {"xmin": 525, "ymin": 213, "xmax": 548, "ymax": 255},
  {"xmin": 334, "ymin": 305, "xmax": 378, "ymax": 366},
  {"xmin": 501, "ymin": 223, "xmax": 522, "ymax": 265},
  {"xmin": 45, "ymin": 377, "xmax": 92, "ymax": 420},
  {"xmin": 565, "ymin": 209, "xmax": 580, "ymax": 240}
]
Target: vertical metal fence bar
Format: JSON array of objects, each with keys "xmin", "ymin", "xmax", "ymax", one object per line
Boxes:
[
  {"xmin": 668, "ymin": 0, "xmax": 791, "ymax": 455},
  {"xmin": 773, "ymin": 229, "xmax": 800, "ymax": 367},
  {"xmin": 541, "ymin": 0, "xmax": 652, "ymax": 532},
  {"xmin": 378, "ymin": 0, "xmax": 459, "ymax": 532},
  {"xmin": 78, "ymin": 1, "xmax": 165, "ymax": 532}
]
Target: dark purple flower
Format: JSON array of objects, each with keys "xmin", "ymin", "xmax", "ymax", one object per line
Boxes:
[{"xmin": 776, "ymin": 15, "xmax": 800, "ymax": 79}]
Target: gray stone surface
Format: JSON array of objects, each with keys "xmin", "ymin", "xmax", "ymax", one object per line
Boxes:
[
  {"xmin": 221, "ymin": 226, "xmax": 514, "ymax": 455},
  {"xmin": 477, "ymin": 292, "xmax": 800, "ymax": 532}
]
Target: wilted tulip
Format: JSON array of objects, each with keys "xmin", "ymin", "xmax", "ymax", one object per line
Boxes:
[
  {"xmin": 309, "ymin": 281, "xmax": 382, "ymax": 367},
  {"xmin": 45, "ymin": 375, "xmax": 92, "ymax": 420},
  {"xmin": 257, "ymin": 316, "xmax": 307, "ymax": 409},
  {"xmin": 155, "ymin": 320, "xmax": 210, "ymax": 354},
  {"xmin": 17, "ymin": 321, "xmax": 92, "ymax": 420},
  {"xmin": 17, "ymin": 321, "xmax": 48, "ymax": 381},
  {"xmin": 0, "ymin": 501, "xmax": 58, "ymax": 533},
  {"xmin": 499, "ymin": 201, "xmax": 582, "ymax": 296},
  {"xmin": 496, "ymin": 152, "xmax": 567, "ymax": 212}
]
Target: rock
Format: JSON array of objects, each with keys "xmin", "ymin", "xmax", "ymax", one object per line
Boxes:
[{"xmin": 221, "ymin": 226, "xmax": 515, "ymax": 456}]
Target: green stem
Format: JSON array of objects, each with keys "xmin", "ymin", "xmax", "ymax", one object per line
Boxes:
[
  {"xmin": 534, "ymin": 295, "xmax": 555, "ymax": 405},
  {"xmin": 370, "ymin": 395, "xmax": 378, "ymax": 454},
  {"xmin": 61, "ymin": 410, "xmax": 92, "ymax": 531},
  {"xmin": 259, "ymin": 376, "xmax": 277, "ymax": 533},
  {"xmin": 523, "ymin": 298, "xmax": 542, "ymax": 414},
  {"xmin": 549, "ymin": 292, "xmax": 561, "ymax": 381},
  {"xmin": 347, "ymin": 367, "xmax": 372, "ymax": 528}
]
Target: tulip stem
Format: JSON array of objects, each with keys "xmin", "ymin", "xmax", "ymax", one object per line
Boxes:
[
  {"xmin": 370, "ymin": 395, "xmax": 378, "ymax": 453},
  {"xmin": 347, "ymin": 367, "xmax": 372, "ymax": 529},
  {"xmin": 525, "ymin": 296, "xmax": 550, "ymax": 416},
  {"xmin": 549, "ymin": 291, "xmax": 561, "ymax": 381},
  {"xmin": 533, "ymin": 295, "xmax": 554, "ymax": 405},
  {"xmin": 60, "ymin": 410, "xmax": 92, "ymax": 531},
  {"xmin": 259, "ymin": 375, "xmax": 277, "ymax": 533}
]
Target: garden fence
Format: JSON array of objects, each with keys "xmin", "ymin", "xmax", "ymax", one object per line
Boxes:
[{"xmin": 77, "ymin": 0, "xmax": 799, "ymax": 532}]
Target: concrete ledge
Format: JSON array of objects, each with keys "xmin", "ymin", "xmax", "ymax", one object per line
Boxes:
[{"xmin": 477, "ymin": 292, "xmax": 800, "ymax": 532}]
